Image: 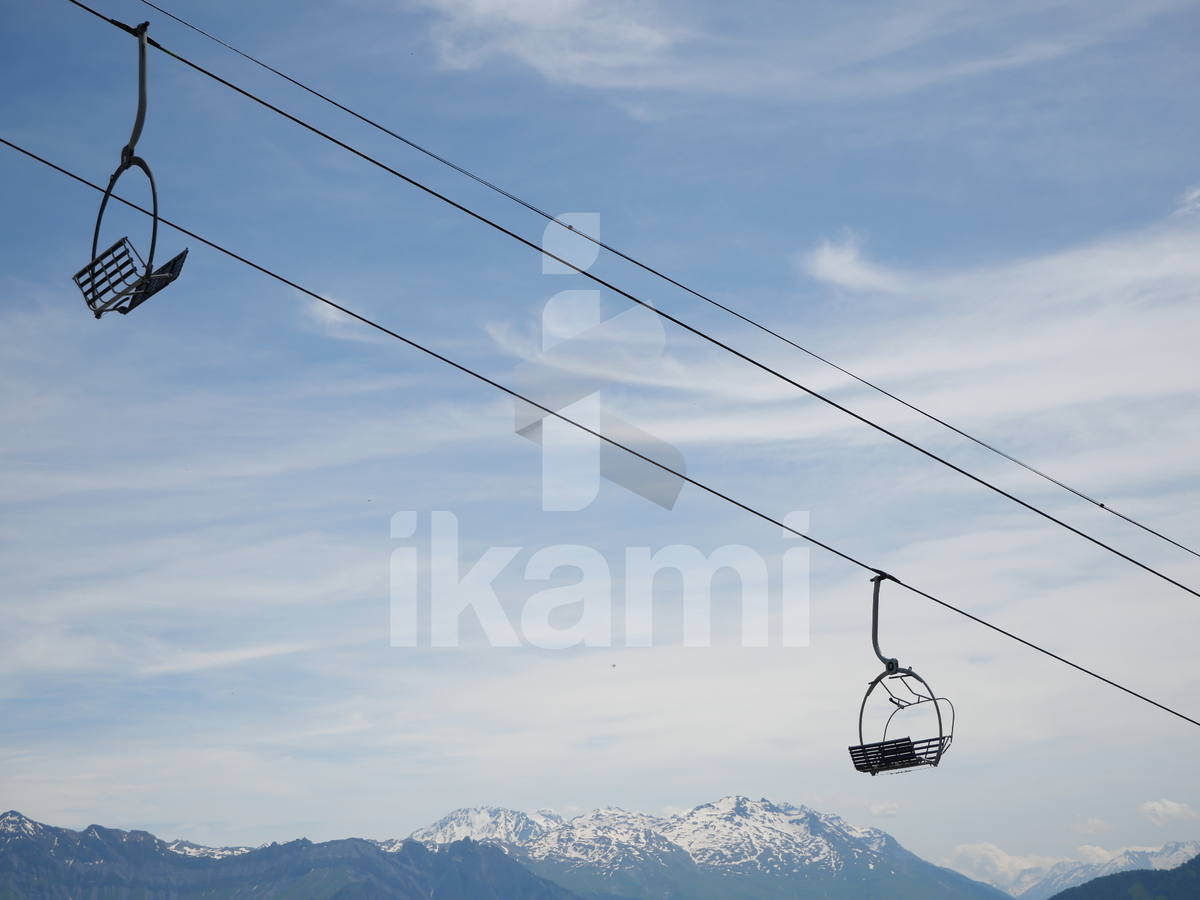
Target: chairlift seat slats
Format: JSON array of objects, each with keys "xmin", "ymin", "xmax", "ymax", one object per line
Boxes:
[
  {"xmin": 74, "ymin": 239, "xmax": 187, "ymax": 318},
  {"xmin": 74, "ymin": 237, "xmax": 141, "ymax": 311},
  {"xmin": 848, "ymin": 735, "xmax": 951, "ymax": 775}
]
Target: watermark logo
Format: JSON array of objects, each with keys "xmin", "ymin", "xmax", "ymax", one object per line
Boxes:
[
  {"xmin": 514, "ymin": 215, "xmax": 686, "ymax": 511},
  {"xmin": 390, "ymin": 511, "xmax": 811, "ymax": 648},
  {"xmin": 388, "ymin": 214, "xmax": 811, "ymax": 650}
]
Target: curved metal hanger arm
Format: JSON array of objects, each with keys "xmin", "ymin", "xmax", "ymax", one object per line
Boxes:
[
  {"xmin": 870, "ymin": 573, "xmax": 899, "ymax": 674},
  {"xmin": 121, "ymin": 22, "xmax": 150, "ymax": 166}
]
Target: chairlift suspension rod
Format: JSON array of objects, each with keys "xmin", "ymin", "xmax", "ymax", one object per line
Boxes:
[
  {"xmin": 871, "ymin": 573, "xmax": 900, "ymax": 673},
  {"xmin": 123, "ymin": 22, "xmax": 149, "ymax": 165}
]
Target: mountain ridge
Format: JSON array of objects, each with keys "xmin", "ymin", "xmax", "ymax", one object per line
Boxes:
[
  {"xmin": 1014, "ymin": 841, "xmax": 1200, "ymax": 900},
  {"xmin": 0, "ymin": 810, "xmax": 578, "ymax": 900},
  {"xmin": 1048, "ymin": 850, "xmax": 1200, "ymax": 900},
  {"xmin": 389, "ymin": 797, "xmax": 1199, "ymax": 900},
  {"xmin": 394, "ymin": 796, "xmax": 1008, "ymax": 900},
  {"xmin": 948, "ymin": 836, "xmax": 1200, "ymax": 900},
  {"xmin": 10, "ymin": 802, "xmax": 1192, "ymax": 900}
]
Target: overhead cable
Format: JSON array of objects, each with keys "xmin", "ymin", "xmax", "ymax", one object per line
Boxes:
[
  {"xmin": 4, "ymin": 131, "xmax": 1198, "ymax": 731},
  {"xmin": 61, "ymin": 0, "xmax": 1200, "ymax": 605},
  {"xmin": 129, "ymin": 0, "xmax": 1200, "ymax": 563}
]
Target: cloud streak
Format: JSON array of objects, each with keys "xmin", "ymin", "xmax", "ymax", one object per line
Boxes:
[
  {"xmin": 410, "ymin": 0, "xmax": 1186, "ymax": 100},
  {"xmin": 299, "ymin": 295, "xmax": 389, "ymax": 343},
  {"xmin": 801, "ymin": 234, "xmax": 905, "ymax": 293},
  {"xmin": 1140, "ymin": 798, "xmax": 1198, "ymax": 826}
]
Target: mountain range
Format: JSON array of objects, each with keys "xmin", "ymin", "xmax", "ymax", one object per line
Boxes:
[
  {"xmin": 398, "ymin": 798, "xmax": 1200, "ymax": 900},
  {"xmin": 401, "ymin": 796, "xmax": 1007, "ymax": 900},
  {"xmin": 1052, "ymin": 851, "xmax": 1200, "ymax": 900},
  {"xmin": 996, "ymin": 841, "xmax": 1200, "ymax": 900},
  {"xmin": 2, "ymin": 798, "xmax": 1196, "ymax": 900},
  {"xmin": 0, "ymin": 810, "xmax": 575, "ymax": 900}
]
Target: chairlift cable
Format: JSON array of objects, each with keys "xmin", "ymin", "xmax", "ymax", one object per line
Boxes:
[
  {"xmin": 5, "ymin": 132, "xmax": 1199, "ymax": 733},
  {"xmin": 121, "ymin": 0, "xmax": 1200, "ymax": 564},
  {"xmin": 56, "ymin": 1, "xmax": 1200, "ymax": 604}
]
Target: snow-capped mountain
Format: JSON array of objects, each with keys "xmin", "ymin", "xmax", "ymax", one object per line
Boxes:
[
  {"xmin": 403, "ymin": 796, "xmax": 905, "ymax": 879},
  {"xmin": 1005, "ymin": 841, "xmax": 1200, "ymax": 900},
  {"xmin": 1, "ymin": 810, "xmax": 44, "ymax": 838},
  {"xmin": 397, "ymin": 796, "xmax": 1006, "ymax": 900},
  {"xmin": 397, "ymin": 797, "xmax": 1199, "ymax": 900},
  {"xmin": 377, "ymin": 806, "xmax": 566, "ymax": 852},
  {"xmin": 660, "ymin": 796, "xmax": 897, "ymax": 876}
]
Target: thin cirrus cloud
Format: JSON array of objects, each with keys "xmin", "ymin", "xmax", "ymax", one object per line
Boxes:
[
  {"xmin": 1071, "ymin": 814, "xmax": 1113, "ymax": 835},
  {"xmin": 1173, "ymin": 185, "xmax": 1200, "ymax": 217},
  {"xmin": 299, "ymin": 295, "xmax": 388, "ymax": 344},
  {"xmin": 409, "ymin": 0, "xmax": 1184, "ymax": 99},
  {"xmin": 794, "ymin": 220, "xmax": 1200, "ymax": 421},
  {"xmin": 475, "ymin": 214, "xmax": 1200, "ymax": 494},
  {"xmin": 1139, "ymin": 798, "xmax": 1198, "ymax": 826},
  {"xmin": 140, "ymin": 643, "xmax": 322, "ymax": 676}
]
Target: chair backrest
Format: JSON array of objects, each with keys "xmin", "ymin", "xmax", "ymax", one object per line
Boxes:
[{"xmin": 74, "ymin": 237, "xmax": 143, "ymax": 312}]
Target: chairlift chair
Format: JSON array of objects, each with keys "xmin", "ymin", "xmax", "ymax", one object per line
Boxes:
[
  {"xmin": 73, "ymin": 22, "xmax": 186, "ymax": 318},
  {"xmin": 848, "ymin": 573, "xmax": 954, "ymax": 775}
]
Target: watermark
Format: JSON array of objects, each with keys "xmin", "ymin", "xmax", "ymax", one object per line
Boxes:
[
  {"xmin": 388, "ymin": 214, "xmax": 811, "ymax": 649},
  {"xmin": 390, "ymin": 511, "xmax": 811, "ymax": 648},
  {"xmin": 515, "ymin": 214, "xmax": 686, "ymax": 511}
]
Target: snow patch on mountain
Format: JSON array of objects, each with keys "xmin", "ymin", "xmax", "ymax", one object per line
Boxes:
[
  {"xmin": 529, "ymin": 809, "xmax": 568, "ymax": 830},
  {"xmin": 524, "ymin": 808, "xmax": 693, "ymax": 876},
  {"xmin": 3, "ymin": 811, "xmax": 252, "ymax": 861},
  {"xmin": 404, "ymin": 806, "xmax": 559, "ymax": 848},
  {"xmin": 661, "ymin": 796, "xmax": 896, "ymax": 876},
  {"xmin": 165, "ymin": 839, "xmax": 253, "ymax": 859},
  {"xmin": 0, "ymin": 811, "xmax": 45, "ymax": 839}
]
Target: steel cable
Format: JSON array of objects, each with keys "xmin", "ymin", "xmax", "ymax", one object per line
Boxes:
[
  {"xmin": 5, "ymin": 132, "xmax": 1199, "ymax": 731},
  {"xmin": 123, "ymin": 0, "xmax": 1200, "ymax": 563}
]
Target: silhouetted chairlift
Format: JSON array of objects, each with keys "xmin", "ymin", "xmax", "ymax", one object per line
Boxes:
[
  {"xmin": 848, "ymin": 573, "xmax": 954, "ymax": 775},
  {"xmin": 73, "ymin": 22, "xmax": 186, "ymax": 318}
]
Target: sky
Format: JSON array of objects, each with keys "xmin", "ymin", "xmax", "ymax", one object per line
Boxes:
[{"xmin": 2, "ymin": 0, "xmax": 1200, "ymax": 883}]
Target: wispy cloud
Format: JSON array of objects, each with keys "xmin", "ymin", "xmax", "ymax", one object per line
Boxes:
[
  {"xmin": 801, "ymin": 234, "xmax": 905, "ymax": 292},
  {"xmin": 409, "ymin": 0, "xmax": 1184, "ymax": 100},
  {"xmin": 1071, "ymin": 814, "xmax": 1112, "ymax": 835},
  {"xmin": 415, "ymin": 0, "xmax": 679, "ymax": 87},
  {"xmin": 1140, "ymin": 798, "xmax": 1198, "ymax": 826},
  {"xmin": 485, "ymin": 318, "xmax": 540, "ymax": 359},
  {"xmin": 869, "ymin": 801, "xmax": 898, "ymax": 817},
  {"xmin": 299, "ymin": 295, "xmax": 387, "ymax": 343},
  {"xmin": 1172, "ymin": 185, "xmax": 1200, "ymax": 217},
  {"xmin": 141, "ymin": 643, "xmax": 319, "ymax": 676}
]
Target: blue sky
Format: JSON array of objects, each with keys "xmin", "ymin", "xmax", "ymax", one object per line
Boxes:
[{"xmin": 3, "ymin": 0, "xmax": 1200, "ymax": 882}]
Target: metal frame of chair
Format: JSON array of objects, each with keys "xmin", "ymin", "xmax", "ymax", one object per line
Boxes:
[
  {"xmin": 73, "ymin": 21, "xmax": 186, "ymax": 318},
  {"xmin": 848, "ymin": 573, "xmax": 954, "ymax": 775}
]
